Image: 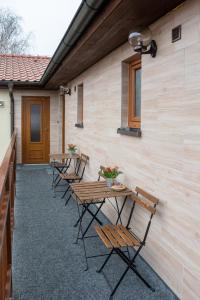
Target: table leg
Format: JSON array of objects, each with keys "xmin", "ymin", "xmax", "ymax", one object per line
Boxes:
[
  {"xmin": 82, "ymin": 200, "xmax": 105, "ymax": 238},
  {"xmin": 74, "ymin": 204, "xmax": 89, "ymax": 227},
  {"xmin": 76, "ymin": 203, "xmax": 89, "ymax": 271}
]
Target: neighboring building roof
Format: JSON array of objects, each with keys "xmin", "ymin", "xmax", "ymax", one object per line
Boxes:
[{"xmin": 0, "ymin": 54, "xmax": 50, "ymax": 82}]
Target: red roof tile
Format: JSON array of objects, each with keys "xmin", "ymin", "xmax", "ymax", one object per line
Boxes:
[{"xmin": 0, "ymin": 54, "xmax": 51, "ymax": 82}]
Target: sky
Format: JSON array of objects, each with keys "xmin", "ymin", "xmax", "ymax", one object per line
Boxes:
[{"xmin": 0, "ymin": 0, "xmax": 82, "ymax": 56}]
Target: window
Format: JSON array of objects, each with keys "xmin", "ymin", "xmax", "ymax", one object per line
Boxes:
[
  {"xmin": 128, "ymin": 59, "xmax": 141, "ymax": 128},
  {"xmin": 75, "ymin": 83, "xmax": 83, "ymax": 128},
  {"xmin": 30, "ymin": 104, "xmax": 41, "ymax": 142}
]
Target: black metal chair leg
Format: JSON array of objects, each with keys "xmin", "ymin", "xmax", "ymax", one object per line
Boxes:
[
  {"xmin": 96, "ymin": 248, "xmax": 114, "ymax": 273},
  {"xmin": 61, "ymin": 185, "xmax": 70, "ymax": 199},
  {"xmin": 54, "ymin": 166, "xmax": 68, "ymax": 186},
  {"xmin": 54, "ymin": 176, "xmax": 62, "ymax": 188},
  {"xmin": 52, "ymin": 166, "xmax": 64, "ymax": 189},
  {"xmin": 110, "ymin": 264, "xmax": 130, "ymax": 298},
  {"xmin": 65, "ymin": 194, "xmax": 72, "ymax": 206},
  {"xmin": 132, "ymin": 268, "xmax": 155, "ymax": 291}
]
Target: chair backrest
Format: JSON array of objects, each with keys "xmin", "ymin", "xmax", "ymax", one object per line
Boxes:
[
  {"xmin": 133, "ymin": 187, "xmax": 158, "ymax": 214},
  {"xmin": 126, "ymin": 187, "xmax": 159, "ymax": 244},
  {"xmin": 75, "ymin": 153, "xmax": 89, "ymax": 179}
]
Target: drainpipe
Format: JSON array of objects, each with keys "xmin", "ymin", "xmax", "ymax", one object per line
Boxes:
[
  {"xmin": 40, "ymin": 0, "xmax": 107, "ymax": 86},
  {"xmin": 8, "ymin": 82, "xmax": 14, "ymax": 136}
]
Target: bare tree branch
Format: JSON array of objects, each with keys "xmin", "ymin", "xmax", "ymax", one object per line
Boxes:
[{"xmin": 0, "ymin": 8, "xmax": 32, "ymax": 54}]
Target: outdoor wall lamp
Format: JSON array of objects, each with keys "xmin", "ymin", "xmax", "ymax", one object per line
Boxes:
[
  {"xmin": 128, "ymin": 29, "xmax": 157, "ymax": 58},
  {"xmin": 60, "ymin": 86, "xmax": 71, "ymax": 95},
  {"xmin": 0, "ymin": 101, "xmax": 5, "ymax": 108}
]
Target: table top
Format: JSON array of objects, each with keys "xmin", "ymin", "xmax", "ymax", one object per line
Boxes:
[
  {"xmin": 70, "ymin": 181, "xmax": 132, "ymax": 204},
  {"xmin": 49, "ymin": 153, "xmax": 80, "ymax": 160}
]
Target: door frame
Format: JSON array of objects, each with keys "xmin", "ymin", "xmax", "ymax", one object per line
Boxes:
[{"xmin": 21, "ymin": 96, "xmax": 50, "ymax": 164}]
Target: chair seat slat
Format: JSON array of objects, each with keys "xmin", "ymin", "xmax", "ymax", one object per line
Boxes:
[
  {"xmin": 113, "ymin": 225, "xmax": 136, "ymax": 247},
  {"xmin": 117, "ymin": 225, "xmax": 140, "ymax": 247},
  {"xmin": 101, "ymin": 226, "xmax": 120, "ymax": 248},
  {"xmin": 95, "ymin": 226, "xmax": 113, "ymax": 249},
  {"xmin": 105, "ymin": 224, "xmax": 127, "ymax": 247}
]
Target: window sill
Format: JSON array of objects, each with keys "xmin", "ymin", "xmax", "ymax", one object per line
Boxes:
[
  {"xmin": 75, "ymin": 123, "xmax": 84, "ymax": 128},
  {"xmin": 117, "ymin": 127, "xmax": 142, "ymax": 137}
]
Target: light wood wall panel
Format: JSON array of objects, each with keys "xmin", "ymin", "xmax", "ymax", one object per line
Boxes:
[{"xmin": 65, "ymin": 1, "xmax": 200, "ymax": 299}]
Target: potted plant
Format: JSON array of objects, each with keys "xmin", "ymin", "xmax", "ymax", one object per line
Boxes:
[
  {"xmin": 68, "ymin": 144, "xmax": 77, "ymax": 156},
  {"xmin": 99, "ymin": 166, "xmax": 122, "ymax": 187}
]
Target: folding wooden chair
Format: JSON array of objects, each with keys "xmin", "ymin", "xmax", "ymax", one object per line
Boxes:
[
  {"xmin": 60, "ymin": 153, "xmax": 89, "ymax": 200},
  {"xmin": 68, "ymin": 171, "xmax": 132, "ymax": 271},
  {"xmin": 95, "ymin": 187, "xmax": 159, "ymax": 299}
]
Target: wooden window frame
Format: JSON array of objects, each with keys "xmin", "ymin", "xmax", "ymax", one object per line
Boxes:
[{"xmin": 128, "ymin": 59, "xmax": 141, "ymax": 128}]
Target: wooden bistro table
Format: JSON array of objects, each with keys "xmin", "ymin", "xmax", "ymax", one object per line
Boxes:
[
  {"xmin": 49, "ymin": 153, "xmax": 80, "ymax": 190},
  {"xmin": 70, "ymin": 180, "xmax": 132, "ymax": 270}
]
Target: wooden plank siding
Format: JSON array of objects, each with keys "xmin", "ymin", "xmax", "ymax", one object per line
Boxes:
[
  {"xmin": 64, "ymin": 1, "xmax": 200, "ymax": 299},
  {"xmin": 0, "ymin": 132, "xmax": 17, "ymax": 300}
]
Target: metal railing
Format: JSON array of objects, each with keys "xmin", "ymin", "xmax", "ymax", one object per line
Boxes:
[{"xmin": 0, "ymin": 132, "xmax": 17, "ymax": 300}]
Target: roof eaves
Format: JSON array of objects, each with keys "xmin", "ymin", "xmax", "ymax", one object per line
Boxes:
[{"xmin": 40, "ymin": 0, "xmax": 107, "ymax": 87}]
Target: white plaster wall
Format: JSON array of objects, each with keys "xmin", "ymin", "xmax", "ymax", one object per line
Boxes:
[
  {"xmin": 65, "ymin": 1, "xmax": 200, "ymax": 299},
  {"xmin": 14, "ymin": 89, "xmax": 61, "ymax": 163},
  {"xmin": 0, "ymin": 89, "xmax": 11, "ymax": 164}
]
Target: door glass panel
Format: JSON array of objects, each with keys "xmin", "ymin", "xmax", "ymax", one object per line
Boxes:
[
  {"xmin": 30, "ymin": 104, "xmax": 41, "ymax": 142},
  {"xmin": 135, "ymin": 68, "xmax": 141, "ymax": 117}
]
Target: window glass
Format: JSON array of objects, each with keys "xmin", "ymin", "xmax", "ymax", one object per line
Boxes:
[
  {"xmin": 77, "ymin": 84, "xmax": 83, "ymax": 124},
  {"xmin": 135, "ymin": 68, "xmax": 141, "ymax": 117},
  {"xmin": 30, "ymin": 104, "xmax": 41, "ymax": 142},
  {"xmin": 128, "ymin": 58, "xmax": 141, "ymax": 128}
]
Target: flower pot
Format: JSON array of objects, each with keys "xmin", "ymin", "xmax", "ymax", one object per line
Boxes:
[
  {"xmin": 68, "ymin": 149, "xmax": 76, "ymax": 155},
  {"xmin": 106, "ymin": 178, "xmax": 114, "ymax": 187}
]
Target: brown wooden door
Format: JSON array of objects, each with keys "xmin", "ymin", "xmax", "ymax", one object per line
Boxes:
[{"xmin": 22, "ymin": 96, "xmax": 50, "ymax": 164}]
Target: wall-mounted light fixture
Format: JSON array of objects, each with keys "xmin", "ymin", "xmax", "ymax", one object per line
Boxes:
[
  {"xmin": 60, "ymin": 86, "xmax": 71, "ymax": 95},
  {"xmin": 0, "ymin": 101, "xmax": 5, "ymax": 108},
  {"xmin": 128, "ymin": 28, "xmax": 157, "ymax": 58}
]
